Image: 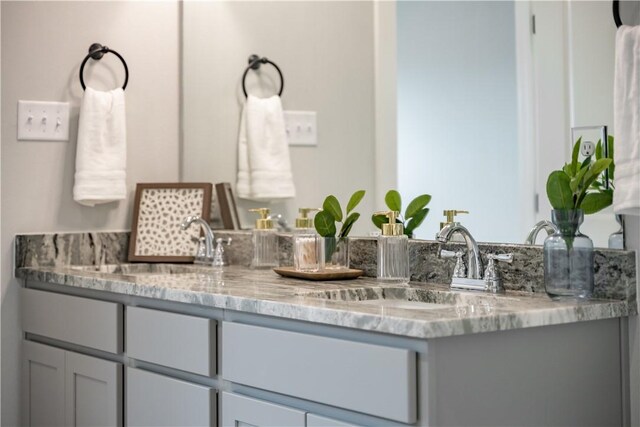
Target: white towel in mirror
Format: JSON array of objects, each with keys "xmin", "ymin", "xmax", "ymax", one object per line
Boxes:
[{"xmin": 236, "ymin": 95, "xmax": 295, "ymax": 201}]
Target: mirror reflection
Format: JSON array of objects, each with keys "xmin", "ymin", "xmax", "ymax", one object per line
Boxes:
[{"xmin": 182, "ymin": 1, "xmax": 639, "ymax": 247}]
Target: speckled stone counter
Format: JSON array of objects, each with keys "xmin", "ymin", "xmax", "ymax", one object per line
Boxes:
[{"xmin": 16, "ymin": 263, "xmax": 635, "ymax": 340}]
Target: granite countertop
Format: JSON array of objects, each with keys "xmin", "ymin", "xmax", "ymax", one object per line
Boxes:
[{"xmin": 17, "ymin": 263, "xmax": 635, "ymax": 340}]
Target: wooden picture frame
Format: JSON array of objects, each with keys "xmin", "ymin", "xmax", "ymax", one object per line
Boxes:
[
  {"xmin": 215, "ymin": 182, "xmax": 242, "ymax": 230},
  {"xmin": 128, "ymin": 183, "xmax": 212, "ymax": 262}
]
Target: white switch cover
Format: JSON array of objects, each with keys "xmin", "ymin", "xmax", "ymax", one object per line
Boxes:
[
  {"xmin": 284, "ymin": 111, "xmax": 317, "ymax": 146},
  {"xmin": 18, "ymin": 100, "xmax": 70, "ymax": 141}
]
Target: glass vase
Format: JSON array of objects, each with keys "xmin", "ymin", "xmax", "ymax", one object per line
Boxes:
[
  {"xmin": 323, "ymin": 237, "xmax": 349, "ymax": 270},
  {"xmin": 543, "ymin": 209, "xmax": 594, "ymax": 300}
]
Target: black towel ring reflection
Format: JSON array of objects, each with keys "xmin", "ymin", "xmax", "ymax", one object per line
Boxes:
[
  {"xmin": 241, "ymin": 54, "xmax": 284, "ymax": 98},
  {"xmin": 79, "ymin": 43, "xmax": 129, "ymax": 91},
  {"xmin": 613, "ymin": 0, "xmax": 623, "ymax": 28}
]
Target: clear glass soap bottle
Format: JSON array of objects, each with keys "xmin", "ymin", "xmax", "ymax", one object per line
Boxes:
[
  {"xmin": 376, "ymin": 210, "xmax": 410, "ymax": 284},
  {"xmin": 249, "ymin": 208, "xmax": 278, "ymax": 269},
  {"xmin": 293, "ymin": 208, "xmax": 324, "ymax": 272}
]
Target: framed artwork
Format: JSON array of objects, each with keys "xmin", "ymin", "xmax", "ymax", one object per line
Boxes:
[
  {"xmin": 215, "ymin": 182, "xmax": 242, "ymax": 229},
  {"xmin": 128, "ymin": 183, "xmax": 213, "ymax": 262}
]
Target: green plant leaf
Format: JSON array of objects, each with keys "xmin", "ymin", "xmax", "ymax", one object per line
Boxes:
[
  {"xmin": 405, "ymin": 208, "xmax": 429, "ymax": 235},
  {"xmin": 405, "ymin": 194, "xmax": 432, "ymax": 219},
  {"xmin": 385, "ymin": 190, "xmax": 402, "ymax": 212},
  {"xmin": 595, "ymin": 139, "xmax": 603, "ymax": 160},
  {"xmin": 607, "ymin": 135, "xmax": 615, "ymax": 181},
  {"xmin": 581, "ymin": 190, "xmax": 613, "ymax": 214},
  {"xmin": 576, "ymin": 158, "xmax": 612, "ymax": 207},
  {"xmin": 314, "ymin": 210, "xmax": 337, "ymax": 237},
  {"xmin": 546, "ymin": 170, "xmax": 573, "ymax": 210},
  {"xmin": 346, "ymin": 190, "xmax": 366, "ymax": 215},
  {"xmin": 371, "ymin": 214, "xmax": 387, "ymax": 229},
  {"xmin": 322, "ymin": 195, "xmax": 343, "ymax": 222},
  {"xmin": 580, "ymin": 155, "xmax": 592, "ymax": 171},
  {"xmin": 339, "ymin": 212, "xmax": 361, "ymax": 238},
  {"xmin": 563, "ymin": 163, "xmax": 574, "ymax": 177},
  {"xmin": 571, "ymin": 137, "xmax": 581, "ymax": 175},
  {"xmin": 570, "ymin": 166, "xmax": 589, "ymax": 193}
]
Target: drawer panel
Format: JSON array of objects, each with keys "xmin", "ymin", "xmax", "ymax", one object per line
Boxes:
[
  {"xmin": 127, "ymin": 368, "xmax": 216, "ymax": 427},
  {"xmin": 307, "ymin": 414, "xmax": 360, "ymax": 427},
  {"xmin": 222, "ymin": 322, "xmax": 416, "ymax": 423},
  {"xmin": 126, "ymin": 306, "xmax": 216, "ymax": 376},
  {"xmin": 22, "ymin": 288, "xmax": 122, "ymax": 353}
]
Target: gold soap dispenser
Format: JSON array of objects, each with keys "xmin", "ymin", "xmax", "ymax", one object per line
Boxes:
[
  {"xmin": 249, "ymin": 208, "xmax": 278, "ymax": 269},
  {"xmin": 376, "ymin": 211, "xmax": 410, "ymax": 284},
  {"xmin": 293, "ymin": 208, "xmax": 324, "ymax": 272},
  {"xmin": 439, "ymin": 210, "xmax": 469, "ymax": 242}
]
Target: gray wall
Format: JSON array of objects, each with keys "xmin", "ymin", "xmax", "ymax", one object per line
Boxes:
[
  {"xmin": 182, "ymin": 1, "xmax": 376, "ymax": 232},
  {"xmin": 0, "ymin": 2, "xmax": 181, "ymax": 424}
]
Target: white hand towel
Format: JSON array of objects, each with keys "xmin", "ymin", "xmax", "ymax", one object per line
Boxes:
[
  {"xmin": 73, "ymin": 87, "xmax": 127, "ymax": 206},
  {"xmin": 613, "ymin": 25, "xmax": 640, "ymax": 216},
  {"xmin": 236, "ymin": 95, "xmax": 295, "ymax": 200}
]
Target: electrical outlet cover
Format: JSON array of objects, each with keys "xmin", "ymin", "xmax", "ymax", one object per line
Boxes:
[{"xmin": 581, "ymin": 140, "xmax": 595, "ymax": 157}]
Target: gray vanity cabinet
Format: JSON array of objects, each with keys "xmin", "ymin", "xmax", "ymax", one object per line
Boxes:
[
  {"xmin": 221, "ymin": 392, "xmax": 307, "ymax": 427},
  {"xmin": 306, "ymin": 414, "xmax": 358, "ymax": 427},
  {"xmin": 23, "ymin": 340, "xmax": 122, "ymax": 427}
]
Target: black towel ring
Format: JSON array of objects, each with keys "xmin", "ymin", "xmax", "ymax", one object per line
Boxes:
[
  {"xmin": 613, "ymin": 0, "xmax": 623, "ymax": 28},
  {"xmin": 79, "ymin": 43, "xmax": 129, "ymax": 91},
  {"xmin": 241, "ymin": 54, "xmax": 284, "ymax": 98}
]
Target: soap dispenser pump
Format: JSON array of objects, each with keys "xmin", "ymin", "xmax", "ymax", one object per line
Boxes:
[
  {"xmin": 249, "ymin": 208, "xmax": 278, "ymax": 269},
  {"xmin": 293, "ymin": 208, "xmax": 324, "ymax": 272},
  {"xmin": 375, "ymin": 210, "xmax": 410, "ymax": 284}
]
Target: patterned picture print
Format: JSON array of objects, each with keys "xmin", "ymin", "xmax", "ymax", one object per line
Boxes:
[{"xmin": 129, "ymin": 183, "xmax": 212, "ymax": 262}]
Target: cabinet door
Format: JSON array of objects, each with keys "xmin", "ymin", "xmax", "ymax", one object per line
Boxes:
[
  {"xmin": 306, "ymin": 414, "xmax": 360, "ymax": 427},
  {"xmin": 65, "ymin": 351, "xmax": 122, "ymax": 427},
  {"xmin": 126, "ymin": 367, "xmax": 216, "ymax": 427},
  {"xmin": 23, "ymin": 341, "xmax": 65, "ymax": 427},
  {"xmin": 221, "ymin": 392, "xmax": 306, "ymax": 427}
]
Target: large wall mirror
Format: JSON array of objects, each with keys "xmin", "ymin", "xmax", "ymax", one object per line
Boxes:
[{"xmin": 182, "ymin": 1, "xmax": 639, "ymax": 247}]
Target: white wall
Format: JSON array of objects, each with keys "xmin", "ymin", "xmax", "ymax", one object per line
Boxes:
[
  {"xmin": 182, "ymin": 1, "xmax": 376, "ymax": 233},
  {"xmin": 0, "ymin": 2, "xmax": 181, "ymax": 424},
  {"xmin": 397, "ymin": 1, "xmax": 520, "ymax": 242}
]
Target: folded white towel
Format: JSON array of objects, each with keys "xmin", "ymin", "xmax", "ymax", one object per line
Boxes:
[
  {"xmin": 236, "ymin": 95, "xmax": 295, "ymax": 201},
  {"xmin": 613, "ymin": 25, "xmax": 640, "ymax": 216},
  {"xmin": 73, "ymin": 87, "xmax": 127, "ymax": 206}
]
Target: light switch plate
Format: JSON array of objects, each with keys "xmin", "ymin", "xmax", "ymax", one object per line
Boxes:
[
  {"xmin": 18, "ymin": 100, "xmax": 70, "ymax": 141},
  {"xmin": 284, "ymin": 111, "xmax": 317, "ymax": 146}
]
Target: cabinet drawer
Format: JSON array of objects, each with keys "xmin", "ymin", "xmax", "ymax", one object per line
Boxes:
[
  {"xmin": 221, "ymin": 392, "xmax": 306, "ymax": 427},
  {"xmin": 22, "ymin": 288, "xmax": 123, "ymax": 353},
  {"xmin": 126, "ymin": 306, "xmax": 216, "ymax": 376},
  {"xmin": 127, "ymin": 368, "xmax": 216, "ymax": 427},
  {"xmin": 307, "ymin": 414, "xmax": 360, "ymax": 427},
  {"xmin": 222, "ymin": 322, "xmax": 416, "ymax": 423}
]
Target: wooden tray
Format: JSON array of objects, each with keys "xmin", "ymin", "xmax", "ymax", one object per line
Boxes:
[{"xmin": 273, "ymin": 267, "xmax": 364, "ymax": 281}]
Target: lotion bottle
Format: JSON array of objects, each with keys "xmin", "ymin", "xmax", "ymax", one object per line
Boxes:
[
  {"xmin": 249, "ymin": 208, "xmax": 278, "ymax": 269},
  {"xmin": 293, "ymin": 208, "xmax": 324, "ymax": 272},
  {"xmin": 376, "ymin": 210, "xmax": 410, "ymax": 284}
]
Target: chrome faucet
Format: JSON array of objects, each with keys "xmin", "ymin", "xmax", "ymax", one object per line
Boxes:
[
  {"xmin": 436, "ymin": 223, "xmax": 483, "ymax": 279},
  {"xmin": 181, "ymin": 216, "xmax": 216, "ymax": 266},
  {"xmin": 525, "ymin": 220, "xmax": 558, "ymax": 245}
]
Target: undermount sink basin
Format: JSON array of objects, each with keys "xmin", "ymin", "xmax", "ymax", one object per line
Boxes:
[{"xmin": 305, "ymin": 285, "xmax": 520, "ymax": 313}]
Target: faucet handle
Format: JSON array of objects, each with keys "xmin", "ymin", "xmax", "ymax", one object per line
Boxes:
[
  {"xmin": 440, "ymin": 249, "xmax": 466, "ymax": 278},
  {"xmin": 483, "ymin": 253, "xmax": 512, "ymax": 293}
]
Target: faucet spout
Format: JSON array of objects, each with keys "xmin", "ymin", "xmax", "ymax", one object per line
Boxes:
[
  {"xmin": 181, "ymin": 215, "xmax": 216, "ymax": 263},
  {"xmin": 525, "ymin": 220, "xmax": 558, "ymax": 245},
  {"xmin": 436, "ymin": 223, "xmax": 483, "ymax": 279}
]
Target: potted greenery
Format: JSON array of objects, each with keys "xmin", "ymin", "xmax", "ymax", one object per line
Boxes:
[
  {"xmin": 544, "ymin": 136, "xmax": 614, "ymax": 300},
  {"xmin": 314, "ymin": 190, "xmax": 365, "ymax": 269},
  {"xmin": 371, "ymin": 190, "xmax": 432, "ymax": 238}
]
